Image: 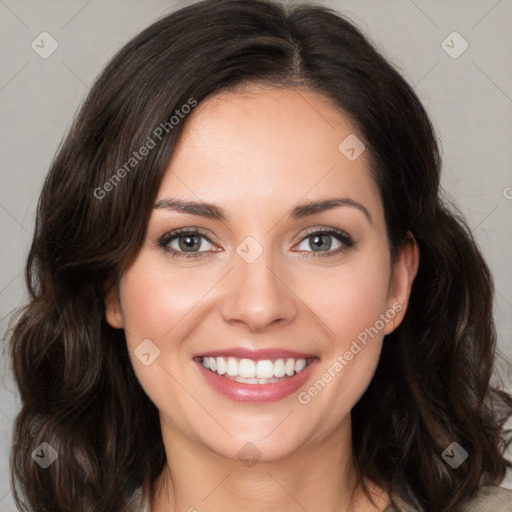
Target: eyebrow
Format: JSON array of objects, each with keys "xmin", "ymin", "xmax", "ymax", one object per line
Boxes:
[{"xmin": 154, "ymin": 196, "xmax": 373, "ymax": 225}]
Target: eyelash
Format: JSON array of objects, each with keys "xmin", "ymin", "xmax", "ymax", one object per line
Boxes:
[{"xmin": 157, "ymin": 227, "xmax": 355, "ymax": 260}]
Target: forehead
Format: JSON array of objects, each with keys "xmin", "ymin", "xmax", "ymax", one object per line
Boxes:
[
  {"xmin": 156, "ymin": 85, "xmax": 383, "ymax": 227},
  {"xmin": 176, "ymin": 84, "xmax": 356, "ymax": 155}
]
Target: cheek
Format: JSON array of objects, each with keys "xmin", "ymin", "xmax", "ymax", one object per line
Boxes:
[
  {"xmin": 117, "ymin": 258, "xmax": 207, "ymax": 405},
  {"xmin": 117, "ymin": 254, "xmax": 233, "ymax": 402},
  {"xmin": 303, "ymin": 251, "xmax": 391, "ymax": 411},
  {"xmin": 308, "ymin": 254, "xmax": 391, "ymax": 346},
  {"xmin": 119, "ymin": 255, "xmax": 210, "ymax": 345},
  {"xmin": 298, "ymin": 267, "xmax": 390, "ymax": 416}
]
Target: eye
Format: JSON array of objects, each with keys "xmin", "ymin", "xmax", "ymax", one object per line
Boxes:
[
  {"xmin": 293, "ymin": 228, "xmax": 354, "ymax": 258},
  {"xmin": 158, "ymin": 226, "xmax": 355, "ymax": 260},
  {"xmin": 158, "ymin": 228, "xmax": 218, "ymax": 259}
]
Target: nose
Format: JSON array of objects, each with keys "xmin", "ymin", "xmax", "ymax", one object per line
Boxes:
[{"xmin": 219, "ymin": 244, "xmax": 299, "ymax": 332}]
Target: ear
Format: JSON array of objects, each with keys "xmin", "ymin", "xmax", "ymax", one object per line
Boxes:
[
  {"xmin": 104, "ymin": 284, "xmax": 124, "ymax": 329},
  {"xmin": 383, "ymin": 232, "xmax": 419, "ymax": 335}
]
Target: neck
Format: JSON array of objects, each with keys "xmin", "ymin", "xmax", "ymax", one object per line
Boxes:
[{"xmin": 151, "ymin": 416, "xmax": 389, "ymax": 512}]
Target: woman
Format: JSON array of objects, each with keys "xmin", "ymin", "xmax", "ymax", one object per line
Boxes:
[{"xmin": 6, "ymin": 0, "xmax": 512, "ymax": 510}]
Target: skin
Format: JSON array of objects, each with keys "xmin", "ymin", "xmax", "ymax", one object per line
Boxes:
[{"xmin": 105, "ymin": 85, "xmax": 419, "ymax": 512}]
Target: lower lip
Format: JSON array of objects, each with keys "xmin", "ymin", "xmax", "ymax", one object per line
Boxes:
[{"xmin": 195, "ymin": 358, "xmax": 319, "ymax": 403}]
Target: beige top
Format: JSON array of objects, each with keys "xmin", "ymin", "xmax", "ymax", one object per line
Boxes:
[
  {"xmin": 382, "ymin": 485, "xmax": 512, "ymax": 511},
  {"xmin": 127, "ymin": 484, "xmax": 512, "ymax": 511}
]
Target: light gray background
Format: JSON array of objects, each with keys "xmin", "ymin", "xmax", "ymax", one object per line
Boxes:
[{"xmin": 1, "ymin": 0, "xmax": 511, "ymax": 509}]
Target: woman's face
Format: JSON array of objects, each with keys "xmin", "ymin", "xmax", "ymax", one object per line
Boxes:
[{"xmin": 106, "ymin": 85, "xmax": 417, "ymax": 463}]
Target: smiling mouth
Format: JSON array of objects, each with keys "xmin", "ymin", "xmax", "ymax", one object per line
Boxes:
[{"xmin": 195, "ymin": 356, "xmax": 314, "ymax": 384}]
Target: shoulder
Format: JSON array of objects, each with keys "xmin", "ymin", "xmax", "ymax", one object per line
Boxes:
[
  {"xmin": 384, "ymin": 485, "xmax": 512, "ymax": 512},
  {"xmin": 459, "ymin": 485, "xmax": 512, "ymax": 511}
]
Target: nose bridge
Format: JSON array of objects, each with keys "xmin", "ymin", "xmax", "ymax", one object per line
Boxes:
[{"xmin": 220, "ymin": 235, "xmax": 298, "ymax": 330}]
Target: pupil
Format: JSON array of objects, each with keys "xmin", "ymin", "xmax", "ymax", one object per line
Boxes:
[
  {"xmin": 179, "ymin": 235, "xmax": 200, "ymax": 251},
  {"xmin": 312, "ymin": 234, "xmax": 331, "ymax": 251}
]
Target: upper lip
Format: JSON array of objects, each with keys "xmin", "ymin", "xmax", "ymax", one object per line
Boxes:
[{"xmin": 194, "ymin": 347, "xmax": 317, "ymax": 360}]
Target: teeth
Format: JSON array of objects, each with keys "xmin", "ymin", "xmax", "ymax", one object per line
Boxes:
[
  {"xmin": 227, "ymin": 357, "xmax": 238, "ymax": 376},
  {"xmin": 231, "ymin": 376, "xmax": 283, "ymax": 384},
  {"xmin": 255, "ymin": 360, "xmax": 274, "ymax": 379},
  {"xmin": 216, "ymin": 357, "xmax": 227, "ymax": 375},
  {"xmin": 285, "ymin": 358, "xmax": 295, "ymax": 376},
  {"xmin": 274, "ymin": 359, "xmax": 285, "ymax": 377},
  {"xmin": 200, "ymin": 356, "xmax": 309, "ymax": 379},
  {"xmin": 239, "ymin": 359, "xmax": 256, "ymax": 378},
  {"xmin": 295, "ymin": 359, "xmax": 307, "ymax": 373}
]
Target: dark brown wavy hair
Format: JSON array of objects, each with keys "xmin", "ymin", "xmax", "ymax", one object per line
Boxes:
[{"xmin": 5, "ymin": 1, "xmax": 512, "ymax": 511}]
